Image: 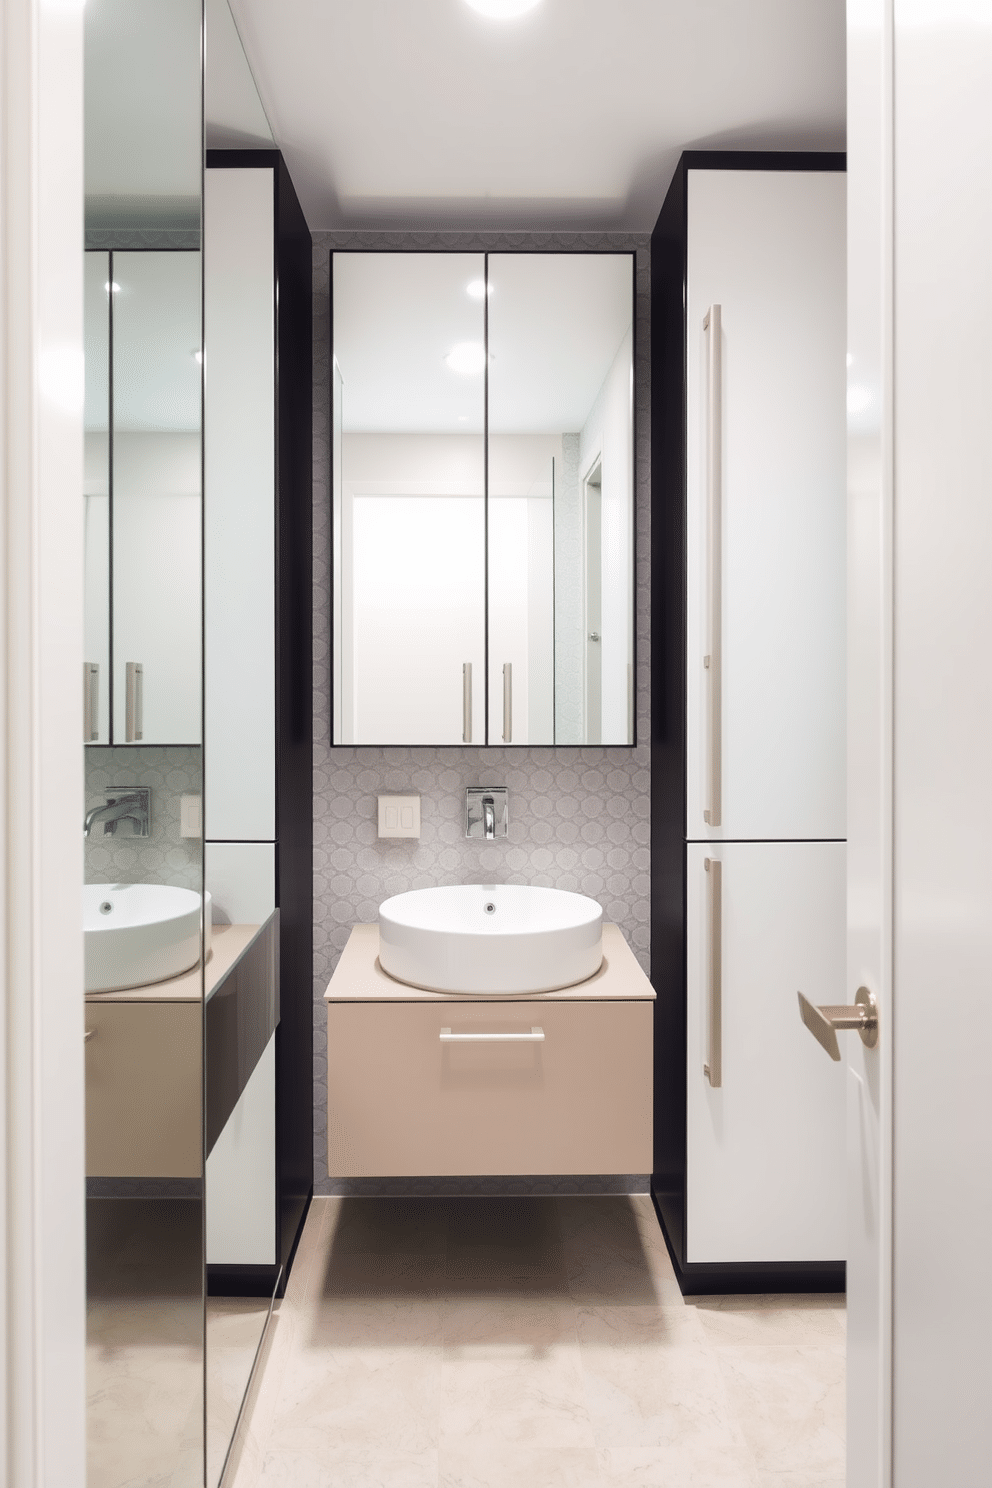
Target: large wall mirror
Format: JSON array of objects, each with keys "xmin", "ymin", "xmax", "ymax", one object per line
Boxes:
[{"xmin": 332, "ymin": 251, "xmax": 635, "ymax": 747}]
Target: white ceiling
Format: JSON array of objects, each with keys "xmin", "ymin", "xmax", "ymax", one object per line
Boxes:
[
  {"xmin": 228, "ymin": 0, "xmax": 845, "ymax": 233},
  {"xmin": 335, "ymin": 252, "xmax": 632, "ymax": 433}
]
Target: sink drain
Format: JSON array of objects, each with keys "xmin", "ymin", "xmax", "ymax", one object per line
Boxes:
[
  {"xmin": 483, "ymin": 901, "xmax": 496, "ymax": 915},
  {"xmin": 99, "ymin": 901, "xmax": 113, "ymax": 915}
]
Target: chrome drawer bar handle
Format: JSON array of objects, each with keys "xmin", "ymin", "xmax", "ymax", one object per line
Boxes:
[
  {"xmin": 703, "ymin": 303, "xmax": 723, "ymax": 827},
  {"xmin": 703, "ymin": 856, "xmax": 722, "ymax": 1087},
  {"xmin": 440, "ymin": 1027, "xmax": 545, "ymax": 1043},
  {"xmin": 463, "ymin": 662, "xmax": 473, "ymax": 744}
]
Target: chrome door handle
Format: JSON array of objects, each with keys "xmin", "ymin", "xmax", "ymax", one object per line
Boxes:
[
  {"xmin": 703, "ymin": 304, "xmax": 723, "ymax": 827},
  {"xmin": 125, "ymin": 661, "xmax": 143, "ymax": 742},
  {"xmin": 703, "ymin": 856, "xmax": 722, "ymax": 1087},
  {"xmin": 440, "ymin": 1027, "xmax": 544, "ymax": 1043},
  {"xmin": 83, "ymin": 662, "xmax": 99, "ymax": 742},
  {"xmin": 463, "ymin": 662, "xmax": 473, "ymax": 744},
  {"xmin": 798, "ymin": 987, "xmax": 879, "ymax": 1061},
  {"xmin": 502, "ymin": 662, "xmax": 512, "ymax": 743}
]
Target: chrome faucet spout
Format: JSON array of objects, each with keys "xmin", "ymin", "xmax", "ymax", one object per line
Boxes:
[
  {"xmin": 482, "ymin": 796, "xmax": 495, "ymax": 840},
  {"xmin": 84, "ymin": 789, "xmax": 150, "ymax": 838}
]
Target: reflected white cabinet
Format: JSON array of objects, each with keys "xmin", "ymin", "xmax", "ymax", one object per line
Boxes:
[
  {"xmin": 685, "ymin": 170, "xmax": 847, "ymax": 841},
  {"xmin": 686, "ymin": 842, "xmax": 846, "ymax": 1263}
]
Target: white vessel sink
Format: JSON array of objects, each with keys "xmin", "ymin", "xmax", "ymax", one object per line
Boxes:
[
  {"xmin": 83, "ymin": 883, "xmax": 212, "ymax": 993},
  {"xmin": 378, "ymin": 884, "xmax": 603, "ymax": 995}
]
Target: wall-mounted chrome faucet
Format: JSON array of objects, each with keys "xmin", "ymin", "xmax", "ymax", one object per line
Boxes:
[
  {"xmin": 465, "ymin": 787, "xmax": 508, "ymax": 841},
  {"xmin": 84, "ymin": 788, "xmax": 151, "ymax": 839}
]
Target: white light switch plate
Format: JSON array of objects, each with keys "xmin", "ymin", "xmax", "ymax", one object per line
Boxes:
[
  {"xmin": 180, "ymin": 793, "xmax": 202, "ymax": 839},
  {"xmin": 378, "ymin": 794, "xmax": 421, "ymax": 839}
]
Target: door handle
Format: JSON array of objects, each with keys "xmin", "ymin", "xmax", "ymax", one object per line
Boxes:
[
  {"xmin": 703, "ymin": 304, "xmax": 723, "ymax": 827},
  {"xmin": 798, "ymin": 987, "xmax": 879, "ymax": 1061},
  {"xmin": 83, "ymin": 662, "xmax": 99, "ymax": 742},
  {"xmin": 703, "ymin": 856, "xmax": 722, "ymax": 1087},
  {"xmin": 125, "ymin": 661, "xmax": 143, "ymax": 742},
  {"xmin": 463, "ymin": 662, "xmax": 473, "ymax": 744},
  {"xmin": 502, "ymin": 662, "xmax": 512, "ymax": 743}
]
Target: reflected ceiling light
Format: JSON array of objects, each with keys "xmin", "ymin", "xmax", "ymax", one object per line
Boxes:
[
  {"xmin": 192, "ymin": 350, "xmax": 203, "ymax": 364},
  {"xmin": 445, "ymin": 342, "xmax": 487, "ymax": 376},
  {"xmin": 463, "ymin": 0, "xmax": 542, "ymax": 17},
  {"xmin": 104, "ymin": 281, "xmax": 120, "ymax": 294},
  {"xmin": 466, "ymin": 279, "xmax": 492, "ymax": 300}
]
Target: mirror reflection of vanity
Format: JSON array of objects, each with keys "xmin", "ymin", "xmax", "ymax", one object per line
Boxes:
[{"xmin": 332, "ymin": 251, "xmax": 635, "ymax": 747}]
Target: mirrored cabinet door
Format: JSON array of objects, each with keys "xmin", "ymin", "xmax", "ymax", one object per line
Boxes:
[
  {"xmin": 84, "ymin": 252, "xmax": 111, "ymax": 744},
  {"xmin": 331, "ymin": 250, "xmax": 635, "ymax": 747},
  {"xmin": 333, "ymin": 253, "xmax": 486, "ymax": 745},
  {"xmin": 488, "ymin": 253, "xmax": 634, "ymax": 747},
  {"xmin": 112, "ymin": 251, "xmax": 203, "ymax": 744}
]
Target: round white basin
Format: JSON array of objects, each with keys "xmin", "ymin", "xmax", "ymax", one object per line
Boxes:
[
  {"xmin": 83, "ymin": 883, "xmax": 212, "ymax": 993},
  {"xmin": 378, "ymin": 884, "xmax": 603, "ymax": 995}
]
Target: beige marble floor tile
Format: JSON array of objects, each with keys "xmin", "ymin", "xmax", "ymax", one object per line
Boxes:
[
  {"xmin": 692, "ymin": 1295, "xmax": 847, "ymax": 1347},
  {"xmin": 328, "ymin": 1195, "xmax": 450, "ymax": 1257},
  {"xmin": 269, "ymin": 1344, "xmax": 441, "ymax": 1455},
  {"xmin": 439, "ymin": 1345, "xmax": 595, "ymax": 1451},
  {"xmin": 557, "ymin": 1197, "xmax": 685, "ymax": 1308},
  {"xmin": 597, "ymin": 1443, "xmax": 758, "ymax": 1488},
  {"xmin": 439, "ymin": 1439, "xmax": 603, "ymax": 1488},
  {"xmin": 576, "ymin": 1299, "xmax": 707, "ymax": 1351},
  {"xmin": 223, "ymin": 1307, "xmax": 298, "ymax": 1488},
  {"xmin": 717, "ymin": 1345, "xmax": 845, "ymax": 1477},
  {"xmin": 258, "ymin": 1443, "xmax": 440, "ymax": 1488},
  {"xmin": 756, "ymin": 1474, "xmax": 845, "ymax": 1488},
  {"xmin": 576, "ymin": 1310, "xmax": 756, "ymax": 1482}
]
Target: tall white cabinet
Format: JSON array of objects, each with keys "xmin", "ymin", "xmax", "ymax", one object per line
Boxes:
[{"xmin": 651, "ymin": 156, "xmax": 848, "ymax": 1288}]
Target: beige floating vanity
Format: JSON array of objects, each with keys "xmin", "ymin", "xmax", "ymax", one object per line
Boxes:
[
  {"xmin": 325, "ymin": 922, "xmax": 655, "ymax": 1178},
  {"xmin": 85, "ymin": 922, "xmax": 259, "ymax": 1179}
]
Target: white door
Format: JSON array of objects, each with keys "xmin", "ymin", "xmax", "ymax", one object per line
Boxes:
[
  {"xmin": 685, "ymin": 169, "xmax": 847, "ymax": 842},
  {"xmin": 686, "ymin": 841, "xmax": 846, "ymax": 1264}
]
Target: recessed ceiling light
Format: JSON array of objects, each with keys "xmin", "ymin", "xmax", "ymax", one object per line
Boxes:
[
  {"xmin": 463, "ymin": 0, "xmax": 542, "ymax": 19},
  {"xmin": 445, "ymin": 343, "xmax": 488, "ymax": 376},
  {"xmin": 466, "ymin": 280, "xmax": 492, "ymax": 300}
]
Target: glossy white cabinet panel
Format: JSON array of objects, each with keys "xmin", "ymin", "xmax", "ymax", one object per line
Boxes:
[
  {"xmin": 206, "ymin": 1035, "xmax": 275, "ymax": 1266},
  {"xmin": 686, "ymin": 840, "xmax": 846, "ymax": 1263},
  {"xmin": 204, "ymin": 168, "xmax": 275, "ymax": 840},
  {"xmin": 205, "ymin": 841, "xmax": 275, "ymax": 926},
  {"xmin": 686, "ymin": 170, "xmax": 847, "ymax": 842}
]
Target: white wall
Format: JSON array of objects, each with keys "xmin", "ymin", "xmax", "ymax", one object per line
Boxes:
[{"xmin": 1, "ymin": 0, "xmax": 87, "ymax": 1481}]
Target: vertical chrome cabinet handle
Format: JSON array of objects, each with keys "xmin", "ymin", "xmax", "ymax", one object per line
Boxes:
[
  {"xmin": 462, "ymin": 662, "xmax": 473, "ymax": 744},
  {"xmin": 83, "ymin": 662, "xmax": 99, "ymax": 742},
  {"xmin": 125, "ymin": 662, "xmax": 143, "ymax": 742},
  {"xmin": 703, "ymin": 856, "xmax": 722, "ymax": 1087},
  {"xmin": 502, "ymin": 662, "xmax": 512, "ymax": 743},
  {"xmin": 703, "ymin": 304, "xmax": 722, "ymax": 828}
]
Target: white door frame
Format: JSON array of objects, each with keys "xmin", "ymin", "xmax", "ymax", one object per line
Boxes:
[{"xmin": 1, "ymin": 0, "xmax": 86, "ymax": 1483}]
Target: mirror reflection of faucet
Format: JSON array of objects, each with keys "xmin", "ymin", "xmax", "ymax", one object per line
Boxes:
[
  {"xmin": 83, "ymin": 787, "xmax": 151, "ymax": 839},
  {"xmin": 465, "ymin": 786, "xmax": 508, "ymax": 840}
]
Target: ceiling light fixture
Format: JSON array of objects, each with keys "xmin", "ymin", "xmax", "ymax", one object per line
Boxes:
[
  {"xmin": 466, "ymin": 280, "xmax": 492, "ymax": 300},
  {"xmin": 463, "ymin": 0, "xmax": 542, "ymax": 20},
  {"xmin": 445, "ymin": 343, "xmax": 488, "ymax": 376}
]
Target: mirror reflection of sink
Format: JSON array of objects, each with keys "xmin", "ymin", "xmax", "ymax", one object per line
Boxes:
[
  {"xmin": 378, "ymin": 884, "xmax": 603, "ymax": 995},
  {"xmin": 83, "ymin": 883, "xmax": 212, "ymax": 993}
]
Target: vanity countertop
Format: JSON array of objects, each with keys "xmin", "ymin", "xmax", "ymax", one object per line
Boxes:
[
  {"xmin": 84, "ymin": 922, "xmax": 260, "ymax": 1004},
  {"xmin": 324, "ymin": 922, "xmax": 654, "ymax": 1003}
]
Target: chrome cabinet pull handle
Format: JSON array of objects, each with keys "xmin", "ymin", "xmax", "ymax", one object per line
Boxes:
[
  {"xmin": 798, "ymin": 988, "xmax": 879, "ymax": 1061},
  {"xmin": 84, "ymin": 1030, "xmax": 95, "ymax": 1043},
  {"xmin": 502, "ymin": 662, "xmax": 512, "ymax": 743},
  {"xmin": 125, "ymin": 661, "xmax": 143, "ymax": 742},
  {"xmin": 463, "ymin": 662, "xmax": 473, "ymax": 744},
  {"xmin": 703, "ymin": 856, "xmax": 722, "ymax": 1087},
  {"xmin": 83, "ymin": 662, "xmax": 99, "ymax": 742},
  {"xmin": 440, "ymin": 1027, "xmax": 544, "ymax": 1043},
  {"xmin": 703, "ymin": 304, "xmax": 722, "ymax": 827}
]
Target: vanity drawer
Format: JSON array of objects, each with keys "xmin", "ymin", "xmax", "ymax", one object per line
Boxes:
[
  {"xmin": 327, "ymin": 999, "xmax": 652, "ymax": 1177},
  {"xmin": 85, "ymin": 1001, "xmax": 201, "ymax": 1178}
]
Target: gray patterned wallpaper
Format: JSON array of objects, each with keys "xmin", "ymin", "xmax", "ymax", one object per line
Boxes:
[
  {"xmin": 84, "ymin": 745, "xmax": 202, "ymax": 891},
  {"xmin": 311, "ymin": 230, "xmax": 651, "ymax": 1195}
]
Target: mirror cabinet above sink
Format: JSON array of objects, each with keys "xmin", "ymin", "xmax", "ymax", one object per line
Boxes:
[{"xmin": 331, "ymin": 250, "xmax": 635, "ymax": 748}]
